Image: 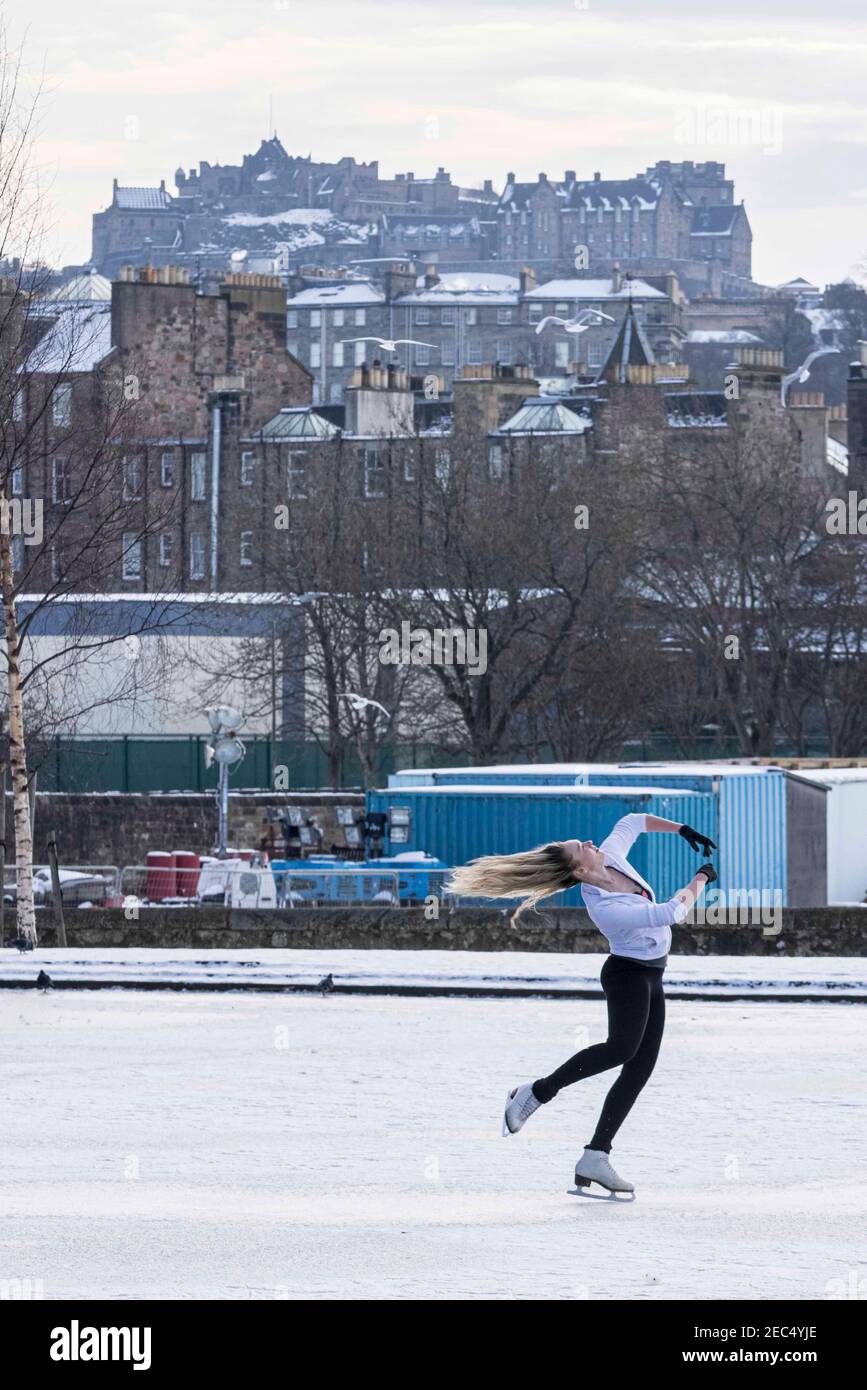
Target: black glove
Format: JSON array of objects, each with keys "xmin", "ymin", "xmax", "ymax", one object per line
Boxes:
[
  {"xmin": 679, "ymin": 824, "xmax": 717, "ymax": 855},
  {"xmin": 696, "ymin": 862, "xmax": 717, "ymax": 885}
]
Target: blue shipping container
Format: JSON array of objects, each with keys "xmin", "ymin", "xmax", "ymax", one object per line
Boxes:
[{"xmin": 366, "ymin": 785, "xmax": 716, "ymax": 905}]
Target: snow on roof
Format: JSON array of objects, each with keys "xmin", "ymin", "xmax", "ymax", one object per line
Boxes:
[
  {"xmin": 398, "ymin": 271, "xmax": 519, "ymax": 305},
  {"xmin": 383, "ymin": 783, "xmax": 700, "ymax": 797},
  {"xmin": 686, "ymin": 330, "xmax": 763, "ymax": 345},
  {"xmin": 114, "ymin": 186, "xmax": 172, "ymax": 210},
  {"xmin": 525, "ymin": 278, "xmax": 665, "ymax": 301},
  {"xmin": 23, "ymin": 304, "xmax": 113, "ymax": 374},
  {"xmin": 46, "ymin": 270, "xmax": 112, "ymax": 303},
  {"xmin": 287, "ymin": 281, "xmax": 385, "ymax": 306}
]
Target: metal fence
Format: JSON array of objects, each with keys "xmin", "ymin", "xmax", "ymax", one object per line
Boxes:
[
  {"xmin": 0, "ymin": 862, "xmax": 568, "ymax": 912},
  {"xmin": 3, "ymin": 866, "xmax": 121, "ymax": 907}
]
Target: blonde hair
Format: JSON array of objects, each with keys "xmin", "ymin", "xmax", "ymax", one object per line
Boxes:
[{"xmin": 446, "ymin": 842, "xmax": 579, "ymax": 922}]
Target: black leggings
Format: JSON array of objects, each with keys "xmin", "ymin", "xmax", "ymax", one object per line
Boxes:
[{"xmin": 532, "ymin": 954, "xmax": 666, "ymax": 1152}]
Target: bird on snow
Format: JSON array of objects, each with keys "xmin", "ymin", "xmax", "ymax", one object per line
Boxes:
[
  {"xmin": 36, "ymin": 970, "xmax": 52, "ymax": 992},
  {"xmin": 338, "ymin": 692, "xmax": 390, "ymax": 719},
  {"xmin": 535, "ymin": 309, "xmax": 615, "ymax": 336},
  {"xmin": 780, "ymin": 347, "xmax": 841, "ymax": 405},
  {"xmin": 318, "ymin": 973, "xmax": 334, "ymax": 993},
  {"xmin": 342, "ymin": 336, "xmax": 437, "ymax": 354}
]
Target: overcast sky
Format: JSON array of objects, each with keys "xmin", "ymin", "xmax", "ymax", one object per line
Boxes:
[{"xmin": 12, "ymin": 0, "xmax": 867, "ymax": 286}]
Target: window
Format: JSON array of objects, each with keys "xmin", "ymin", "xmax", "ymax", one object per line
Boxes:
[
  {"xmin": 403, "ymin": 454, "xmax": 416, "ymax": 482},
  {"xmin": 363, "ymin": 448, "xmax": 384, "ymax": 498},
  {"xmin": 160, "ymin": 450, "xmax": 175, "ymax": 487},
  {"xmin": 441, "ymin": 307, "xmax": 455, "ymax": 325},
  {"xmin": 555, "ymin": 341, "xmax": 570, "ymax": 368},
  {"xmin": 467, "ymin": 338, "xmax": 482, "ymax": 365},
  {"xmin": 122, "ymin": 532, "xmax": 142, "ymax": 580},
  {"xmin": 52, "ymin": 457, "xmax": 71, "ymax": 504},
  {"xmin": 555, "ymin": 301, "xmax": 570, "ymax": 316},
  {"xmin": 11, "ymin": 462, "xmax": 23, "ymax": 496},
  {"xmin": 50, "ymin": 543, "xmax": 64, "ymax": 582},
  {"xmin": 240, "ymin": 450, "xmax": 255, "ymax": 485},
  {"xmin": 434, "ymin": 448, "xmax": 451, "ymax": 486},
  {"xmin": 465, "ymin": 307, "xmax": 478, "ymax": 325},
  {"xmin": 528, "ymin": 302, "xmax": 543, "ymax": 323},
  {"xmin": 12, "ymin": 536, "xmax": 23, "ymax": 573},
  {"xmin": 415, "ymin": 307, "xmax": 430, "ymax": 325},
  {"xmin": 441, "ymin": 342, "xmax": 455, "ymax": 365},
  {"xmin": 497, "ymin": 308, "xmax": 513, "ymax": 324},
  {"xmin": 51, "ymin": 383, "xmax": 72, "ymax": 427},
  {"xmin": 310, "ymin": 342, "xmax": 321, "ymax": 369},
  {"xmin": 488, "ymin": 443, "xmax": 504, "ymax": 478},
  {"xmin": 310, "ymin": 309, "xmax": 321, "ymax": 327},
  {"xmin": 587, "ymin": 339, "xmax": 604, "ymax": 367},
  {"xmin": 496, "ymin": 340, "xmax": 512, "ymax": 365},
  {"xmin": 333, "ymin": 341, "xmax": 344, "ymax": 367},
  {"xmin": 159, "ymin": 533, "xmax": 173, "ymax": 567},
  {"xmin": 355, "ymin": 308, "xmax": 366, "ymax": 327},
  {"xmin": 287, "ymin": 310, "xmax": 298, "ymax": 328},
  {"xmin": 189, "ymin": 533, "xmax": 206, "ymax": 580},
  {"xmin": 287, "ymin": 449, "xmax": 307, "ymax": 498},
  {"xmin": 123, "ymin": 454, "xmax": 143, "ymax": 500},
  {"xmin": 354, "ymin": 341, "xmax": 366, "ymax": 366},
  {"xmin": 334, "ymin": 308, "xmax": 345, "ymax": 327},
  {"xmin": 240, "ymin": 531, "xmax": 253, "ymax": 567},
  {"xmin": 191, "ymin": 452, "xmax": 207, "ymax": 500},
  {"xmin": 415, "ymin": 345, "xmax": 431, "ymax": 366},
  {"xmin": 13, "ymin": 388, "xmax": 24, "ymax": 422}
]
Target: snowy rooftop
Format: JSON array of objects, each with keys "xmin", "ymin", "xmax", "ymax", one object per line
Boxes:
[
  {"xmin": 525, "ymin": 278, "xmax": 665, "ymax": 301},
  {"xmin": 398, "ymin": 271, "xmax": 520, "ymax": 305},
  {"xmin": 685, "ymin": 330, "xmax": 763, "ymax": 345},
  {"xmin": 45, "ymin": 270, "xmax": 113, "ymax": 303},
  {"xmin": 114, "ymin": 185, "xmax": 172, "ymax": 210},
  {"xmin": 287, "ymin": 281, "xmax": 385, "ymax": 306},
  {"xmin": 22, "ymin": 304, "xmax": 113, "ymax": 374}
]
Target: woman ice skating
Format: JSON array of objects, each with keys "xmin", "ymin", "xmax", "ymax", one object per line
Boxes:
[{"xmin": 447, "ymin": 814, "xmax": 717, "ymax": 1195}]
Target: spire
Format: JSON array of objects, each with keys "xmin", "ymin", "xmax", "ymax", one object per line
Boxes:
[{"xmin": 598, "ymin": 292, "xmax": 655, "ymax": 385}]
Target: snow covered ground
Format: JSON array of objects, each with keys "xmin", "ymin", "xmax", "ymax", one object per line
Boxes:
[
  {"xmin": 1, "ymin": 961, "xmax": 864, "ymax": 1300},
  {"xmin": 0, "ymin": 947, "xmax": 865, "ymax": 999}
]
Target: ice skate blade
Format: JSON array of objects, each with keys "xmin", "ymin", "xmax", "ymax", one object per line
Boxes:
[{"xmin": 569, "ymin": 1182, "xmax": 635, "ymax": 1201}]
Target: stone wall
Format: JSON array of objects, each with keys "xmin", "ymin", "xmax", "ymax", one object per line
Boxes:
[
  {"xmin": 24, "ymin": 906, "xmax": 867, "ymax": 955},
  {"xmin": 6, "ymin": 791, "xmax": 364, "ymax": 868}
]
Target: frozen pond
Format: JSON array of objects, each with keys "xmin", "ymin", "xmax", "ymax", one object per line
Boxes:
[{"xmin": 1, "ymin": 980, "xmax": 864, "ymax": 1300}]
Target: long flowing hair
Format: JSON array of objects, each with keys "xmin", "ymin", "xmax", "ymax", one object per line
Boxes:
[{"xmin": 446, "ymin": 842, "xmax": 579, "ymax": 922}]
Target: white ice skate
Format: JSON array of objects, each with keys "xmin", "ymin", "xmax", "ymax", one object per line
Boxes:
[
  {"xmin": 573, "ymin": 1147, "xmax": 634, "ymax": 1194},
  {"xmin": 502, "ymin": 1082, "xmax": 541, "ymax": 1136}
]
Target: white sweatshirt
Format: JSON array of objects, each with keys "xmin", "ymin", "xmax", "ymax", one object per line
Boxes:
[{"xmin": 580, "ymin": 813, "xmax": 688, "ymax": 961}]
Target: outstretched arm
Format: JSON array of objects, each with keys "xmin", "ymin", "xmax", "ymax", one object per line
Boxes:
[
  {"xmin": 645, "ymin": 815, "xmax": 683, "ymax": 833},
  {"xmin": 647, "ymin": 815, "xmax": 717, "ymax": 855}
]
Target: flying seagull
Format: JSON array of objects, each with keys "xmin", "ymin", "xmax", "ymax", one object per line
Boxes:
[
  {"xmin": 535, "ymin": 309, "xmax": 615, "ymax": 336},
  {"xmin": 342, "ymin": 337, "xmax": 437, "ymax": 354},
  {"xmin": 780, "ymin": 347, "xmax": 841, "ymax": 405},
  {"xmin": 338, "ymin": 692, "xmax": 391, "ymax": 719}
]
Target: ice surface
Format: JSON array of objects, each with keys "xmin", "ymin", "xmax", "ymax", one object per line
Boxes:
[{"xmin": 0, "ymin": 968, "xmax": 864, "ymax": 1299}]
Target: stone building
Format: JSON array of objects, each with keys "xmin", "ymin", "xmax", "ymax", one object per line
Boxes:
[
  {"xmin": 498, "ymin": 161, "xmax": 751, "ymax": 287},
  {"xmin": 285, "ymin": 261, "xmax": 684, "ymax": 400}
]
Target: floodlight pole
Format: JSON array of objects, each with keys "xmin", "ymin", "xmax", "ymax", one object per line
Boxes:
[{"xmin": 217, "ymin": 761, "xmax": 229, "ymax": 860}]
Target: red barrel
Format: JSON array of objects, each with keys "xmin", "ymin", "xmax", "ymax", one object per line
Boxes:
[
  {"xmin": 146, "ymin": 851, "xmax": 176, "ymax": 901},
  {"xmin": 174, "ymin": 850, "xmax": 200, "ymax": 898}
]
